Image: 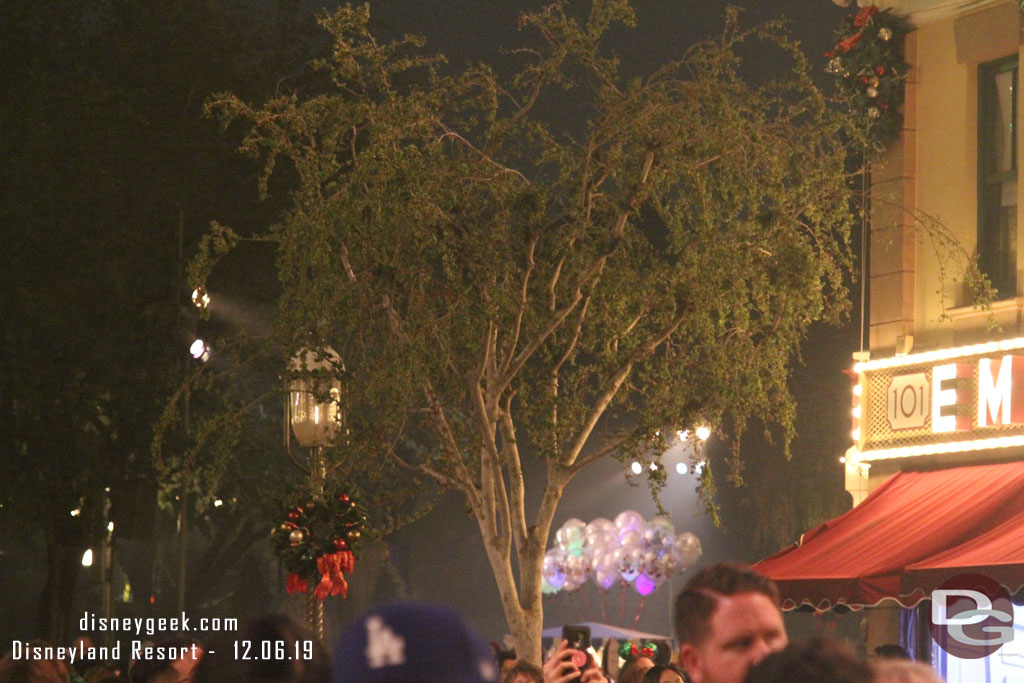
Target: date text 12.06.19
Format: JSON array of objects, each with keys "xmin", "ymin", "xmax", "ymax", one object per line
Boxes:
[{"xmin": 233, "ymin": 640, "xmax": 314, "ymax": 661}]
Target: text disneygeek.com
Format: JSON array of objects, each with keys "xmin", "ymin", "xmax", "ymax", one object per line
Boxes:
[{"xmin": 9, "ymin": 611, "xmax": 238, "ymax": 665}]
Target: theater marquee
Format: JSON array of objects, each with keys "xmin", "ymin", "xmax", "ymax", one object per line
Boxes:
[{"xmin": 851, "ymin": 337, "xmax": 1024, "ymax": 461}]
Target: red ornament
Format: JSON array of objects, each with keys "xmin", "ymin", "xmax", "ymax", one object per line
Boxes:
[
  {"xmin": 337, "ymin": 494, "xmax": 350, "ymax": 505},
  {"xmin": 880, "ymin": 103, "xmax": 890, "ymax": 110},
  {"xmin": 859, "ymin": 75, "xmax": 869, "ymax": 83},
  {"xmin": 287, "ymin": 510, "xmax": 300, "ymax": 521},
  {"xmin": 333, "ymin": 538, "xmax": 349, "ymax": 550},
  {"xmin": 875, "ymin": 65, "xmax": 886, "ymax": 76}
]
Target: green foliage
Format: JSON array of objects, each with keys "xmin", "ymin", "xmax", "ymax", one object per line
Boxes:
[{"xmin": 195, "ymin": 0, "xmax": 861, "ymax": 534}]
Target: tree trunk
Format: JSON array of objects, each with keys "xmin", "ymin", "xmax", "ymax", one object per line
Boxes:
[
  {"xmin": 477, "ymin": 513, "xmax": 549, "ymax": 665},
  {"xmin": 511, "ymin": 539, "xmax": 546, "ymax": 665}
]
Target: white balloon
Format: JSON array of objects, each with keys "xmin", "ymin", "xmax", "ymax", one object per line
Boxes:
[
  {"xmin": 675, "ymin": 532, "xmax": 702, "ymax": 569},
  {"xmin": 586, "ymin": 517, "xmax": 614, "ymax": 541},
  {"xmin": 594, "ymin": 568, "xmax": 617, "ymax": 590},
  {"xmin": 620, "ymin": 529, "xmax": 642, "ymax": 550},
  {"xmin": 649, "ymin": 515, "xmax": 676, "ymax": 535},
  {"xmin": 543, "ymin": 548, "xmax": 568, "ymax": 589},
  {"xmin": 557, "ymin": 518, "xmax": 587, "ymax": 555},
  {"xmin": 614, "ymin": 510, "xmax": 644, "ymax": 536}
]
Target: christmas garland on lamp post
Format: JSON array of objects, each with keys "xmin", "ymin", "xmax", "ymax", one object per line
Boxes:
[
  {"xmin": 270, "ymin": 491, "xmax": 365, "ymax": 601},
  {"xmin": 826, "ymin": 5, "xmax": 911, "ymax": 148}
]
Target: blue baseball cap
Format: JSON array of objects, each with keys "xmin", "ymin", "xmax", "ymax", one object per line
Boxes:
[{"xmin": 332, "ymin": 603, "xmax": 500, "ymax": 683}]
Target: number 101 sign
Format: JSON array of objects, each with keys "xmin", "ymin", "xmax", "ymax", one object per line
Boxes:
[{"xmin": 887, "ymin": 372, "xmax": 929, "ymax": 430}]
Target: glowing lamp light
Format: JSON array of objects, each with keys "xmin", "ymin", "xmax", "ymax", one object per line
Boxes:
[
  {"xmin": 649, "ymin": 462, "xmax": 659, "ymax": 471},
  {"xmin": 630, "ymin": 461, "xmax": 643, "ymax": 475},
  {"xmin": 191, "ymin": 286, "xmax": 211, "ymax": 310},
  {"xmin": 107, "ymin": 521, "xmax": 114, "ymax": 533},
  {"xmin": 853, "ymin": 384, "xmax": 863, "ymax": 396},
  {"xmin": 289, "ymin": 347, "xmax": 343, "ymax": 448},
  {"xmin": 213, "ymin": 499, "xmax": 223, "ymax": 507},
  {"xmin": 675, "ymin": 462, "xmax": 689, "ymax": 475},
  {"xmin": 70, "ymin": 508, "xmax": 81, "ymax": 517},
  {"xmin": 852, "ymin": 428, "xmax": 861, "ymax": 441},
  {"xmin": 189, "ymin": 339, "xmax": 210, "ymax": 362},
  {"xmin": 81, "ymin": 549, "xmax": 94, "ymax": 567},
  {"xmin": 695, "ymin": 426, "xmax": 711, "ymax": 441},
  {"xmin": 676, "ymin": 430, "xmax": 690, "ymax": 442},
  {"xmin": 852, "ymin": 406, "xmax": 861, "ymax": 418}
]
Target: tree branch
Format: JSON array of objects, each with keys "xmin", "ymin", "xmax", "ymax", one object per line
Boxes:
[
  {"xmin": 563, "ymin": 308, "xmax": 689, "ymax": 466},
  {"xmin": 498, "ymin": 393, "xmax": 529, "ymax": 549}
]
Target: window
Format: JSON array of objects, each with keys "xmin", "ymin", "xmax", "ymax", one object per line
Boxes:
[{"xmin": 978, "ymin": 56, "xmax": 1018, "ymax": 298}]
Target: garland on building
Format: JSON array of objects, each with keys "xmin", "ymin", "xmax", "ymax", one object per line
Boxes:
[
  {"xmin": 270, "ymin": 491, "xmax": 365, "ymax": 600},
  {"xmin": 826, "ymin": 5, "xmax": 912, "ymax": 147}
]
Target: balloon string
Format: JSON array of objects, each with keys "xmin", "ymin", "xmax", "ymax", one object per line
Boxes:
[
  {"xmin": 602, "ymin": 589, "xmax": 609, "ymax": 622},
  {"xmin": 619, "ymin": 581, "xmax": 626, "ymax": 626},
  {"xmin": 633, "ymin": 597, "xmax": 645, "ymax": 627}
]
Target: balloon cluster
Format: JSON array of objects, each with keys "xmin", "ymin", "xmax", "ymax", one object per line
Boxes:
[{"xmin": 542, "ymin": 511, "xmax": 701, "ymax": 597}]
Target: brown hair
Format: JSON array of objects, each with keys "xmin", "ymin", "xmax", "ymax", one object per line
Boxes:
[
  {"xmin": 743, "ymin": 638, "xmax": 872, "ymax": 683},
  {"xmin": 673, "ymin": 563, "xmax": 781, "ymax": 646},
  {"xmin": 871, "ymin": 660, "xmax": 943, "ymax": 683},
  {"xmin": 503, "ymin": 660, "xmax": 543, "ymax": 683}
]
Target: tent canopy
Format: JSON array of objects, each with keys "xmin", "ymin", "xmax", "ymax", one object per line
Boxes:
[
  {"xmin": 754, "ymin": 460, "xmax": 1024, "ymax": 611},
  {"xmin": 540, "ymin": 622, "xmax": 670, "ymax": 642}
]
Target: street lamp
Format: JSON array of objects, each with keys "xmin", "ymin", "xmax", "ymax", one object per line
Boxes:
[
  {"xmin": 286, "ymin": 346, "xmax": 342, "ymax": 643},
  {"xmin": 288, "ymin": 347, "xmax": 342, "ymax": 449}
]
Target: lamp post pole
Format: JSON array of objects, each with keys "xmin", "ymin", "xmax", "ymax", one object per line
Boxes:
[
  {"xmin": 306, "ymin": 446, "xmax": 326, "ymax": 643},
  {"xmin": 288, "ymin": 346, "xmax": 342, "ymax": 645}
]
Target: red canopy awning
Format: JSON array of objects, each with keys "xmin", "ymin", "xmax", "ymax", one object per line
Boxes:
[{"xmin": 754, "ymin": 460, "xmax": 1024, "ymax": 611}]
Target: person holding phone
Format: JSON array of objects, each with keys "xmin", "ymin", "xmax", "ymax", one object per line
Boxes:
[{"xmin": 541, "ymin": 627, "xmax": 608, "ymax": 683}]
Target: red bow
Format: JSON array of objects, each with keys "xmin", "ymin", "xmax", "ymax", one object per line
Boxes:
[
  {"xmin": 313, "ymin": 550, "xmax": 354, "ymax": 601},
  {"xmin": 853, "ymin": 6, "xmax": 878, "ymax": 27},
  {"xmin": 286, "ymin": 572, "xmax": 308, "ymax": 594},
  {"xmin": 836, "ymin": 31, "xmax": 864, "ymax": 53}
]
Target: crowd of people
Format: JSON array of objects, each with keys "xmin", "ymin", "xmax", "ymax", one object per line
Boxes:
[{"xmin": 0, "ymin": 563, "xmax": 947, "ymax": 683}]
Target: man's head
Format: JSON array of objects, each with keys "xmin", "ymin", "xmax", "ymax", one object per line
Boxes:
[
  {"xmin": 742, "ymin": 638, "xmax": 872, "ymax": 683},
  {"xmin": 673, "ymin": 563, "xmax": 787, "ymax": 683}
]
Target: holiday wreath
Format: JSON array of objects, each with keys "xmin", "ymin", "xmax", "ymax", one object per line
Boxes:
[
  {"xmin": 270, "ymin": 491, "xmax": 365, "ymax": 600},
  {"xmin": 826, "ymin": 5, "xmax": 912, "ymax": 147}
]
